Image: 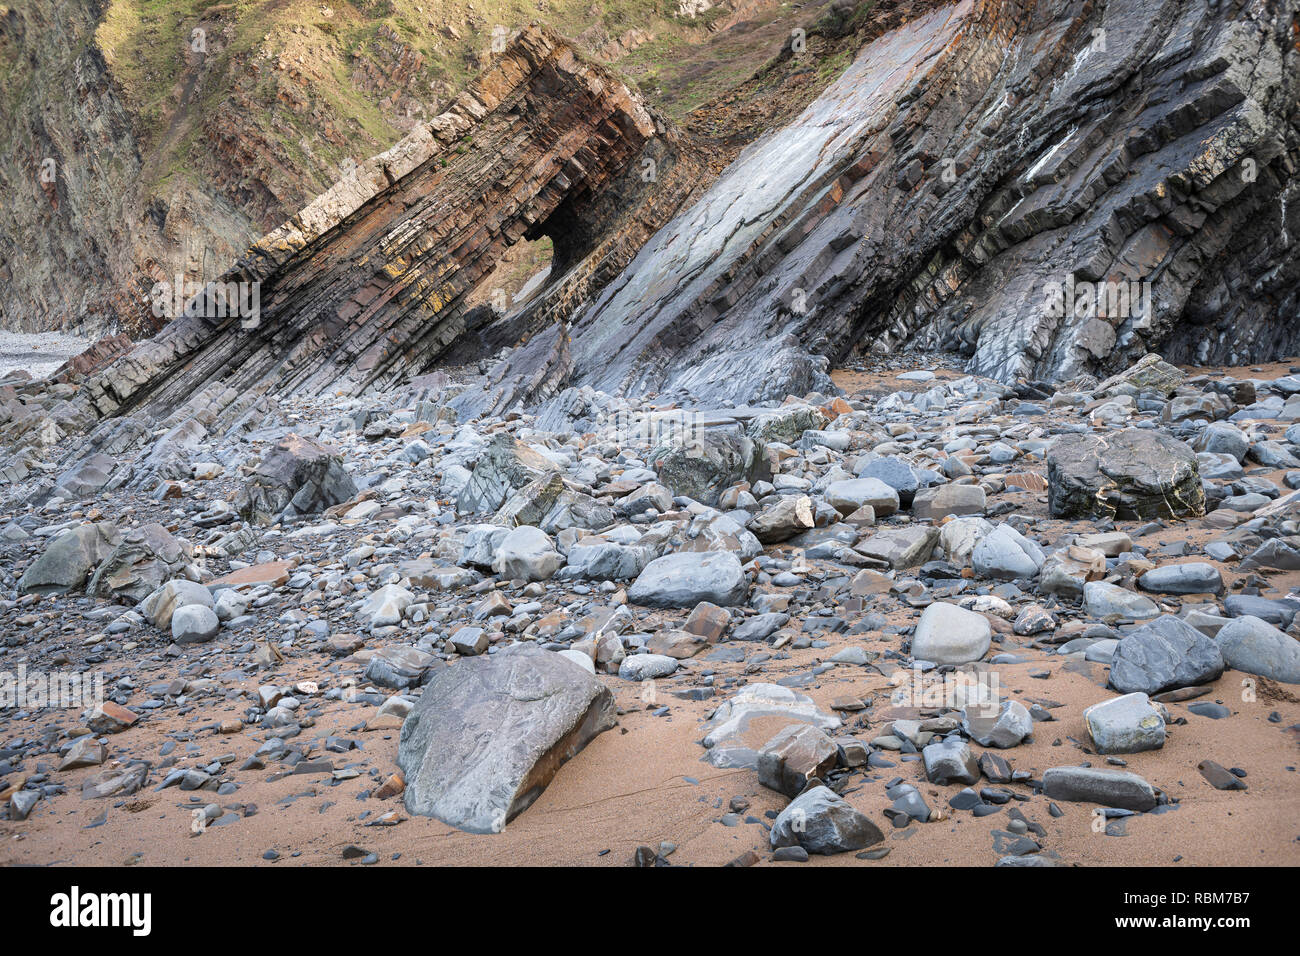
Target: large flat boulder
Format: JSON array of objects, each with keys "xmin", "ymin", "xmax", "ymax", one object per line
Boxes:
[
  {"xmin": 17, "ymin": 521, "xmax": 119, "ymax": 594},
  {"xmin": 398, "ymin": 644, "xmax": 618, "ymax": 833},
  {"xmin": 1042, "ymin": 766, "xmax": 1157, "ymax": 811}
]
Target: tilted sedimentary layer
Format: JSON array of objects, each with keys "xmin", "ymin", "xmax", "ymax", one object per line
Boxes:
[
  {"xmin": 0, "ymin": 27, "xmax": 714, "ymax": 500},
  {"xmin": 460, "ymin": 0, "xmax": 1299, "ymax": 409},
  {"xmin": 10, "ymin": 0, "xmax": 1300, "ymax": 455},
  {"xmin": 73, "ymin": 26, "xmax": 704, "ymax": 425}
]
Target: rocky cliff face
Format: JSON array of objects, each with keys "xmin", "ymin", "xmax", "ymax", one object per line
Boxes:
[
  {"xmin": 4, "ymin": 0, "xmax": 1298, "ymax": 479},
  {"xmin": 0, "ymin": 0, "xmax": 827, "ymax": 336},
  {"xmin": 69, "ymin": 27, "xmax": 705, "ymax": 423},
  {"xmin": 0, "ymin": 26, "xmax": 721, "ymax": 495},
  {"xmin": 469, "ymin": 0, "xmax": 1299, "ymax": 408},
  {"xmin": 0, "ymin": 0, "xmax": 152, "ymax": 334}
]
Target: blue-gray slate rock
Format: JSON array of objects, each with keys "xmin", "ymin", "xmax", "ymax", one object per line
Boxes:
[
  {"xmin": 769, "ymin": 785, "xmax": 883, "ymax": 855},
  {"xmin": 398, "ymin": 643, "xmax": 618, "ymax": 833},
  {"xmin": 1109, "ymin": 615, "xmax": 1224, "ymax": 695}
]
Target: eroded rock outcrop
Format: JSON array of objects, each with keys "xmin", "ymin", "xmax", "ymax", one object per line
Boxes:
[
  {"xmin": 6, "ymin": 0, "xmax": 1298, "ymax": 492},
  {"xmin": 470, "ymin": 0, "xmax": 1299, "ymax": 405},
  {"xmin": 64, "ymin": 26, "xmax": 697, "ymax": 428}
]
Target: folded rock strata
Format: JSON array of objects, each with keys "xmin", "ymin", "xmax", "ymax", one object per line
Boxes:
[
  {"xmin": 472, "ymin": 0, "xmax": 1300, "ymax": 406},
  {"xmin": 9, "ymin": 0, "xmax": 1300, "ymax": 471}
]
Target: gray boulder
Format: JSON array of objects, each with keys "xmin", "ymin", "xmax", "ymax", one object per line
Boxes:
[
  {"xmin": 911, "ymin": 602, "xmax": 991, "ymax": 664},
  {"xmin": 1223, "ymin": 593, "xmax": 1299, "ymax": 628},
  {"xmin": 855, "ymin": 456, "xmax": 919, "ymax": 505},
  {"xmin": 961, "ymin": 699, "xmax": 1032, "ymax": 748},
  {"xmin": 911, "ymin": 483, "xmax": 986, "ymax": 520},
  {"xmin": 650, "ymin": 429, "xmax": 771, "ymax": 507},
  {"xmin": 88, "ymin": 523, "xmax": 192, "ymax": 604},
  {"xmin": 1138, "ymin": 562, "xmax": 1223, "ymax": 595},
  {"xmin": 1083, "ymin": 581, "xmax": 1160, "ymax": 621},
  {"xmin": 748, "ymin": 494, "xmax": 816, "ymax": 543},
  {"xmin": 1109, "ymin": 614, "xmax": 1225, "ymax": 695},
  {"xmin": 1215, "ymin": 615, "xmax": 1300, "ymax": 684},
  {"xmin": 366, "ymin": 645, "xmax": 439, "ymax": 688},
  {"xmin": 142, "ymin": 579, "xmax": 214, "ymax": 630},
  {"xmin": 564, "ymin": 539, "xmax": 649, "ymax": 580},
  {"xmin": 747, "ymin": 405, "xmax": 829, "ymax": 445},
  {"xmin": 236, "ymin": 433, "xmax": 358, "ymax": 525},
  {"xmin": 922, "ymin": 736, "xmax": 980, "ymax": 785},
  {"xmin": 1096, "ymin": 354, "xmax": 1185, "ymax": 397},
  {"xmin": 628, "ymin": 551, "xmax": 749, "ymax": 607},
  {"xmin": 769, "ymin": 785, "xmax": 883, "ymax": 855},
  {"xmin": 972, "ymin": 524, "xmax": 1044, "ymax": 580},
  {"xmin": 17, "ymin": 521, "xmax": 119, "ymax": 594},
  {"xmin": 457, "ymin": 433, "xmax": 558, "ymax": 515},
  {"xmin": 757, "ymin": 724, "xmax": 838, "ymax": 797},
  {"xmin": 1041, "ymin": 766, "xmax": 1157, "ymax": 811},
  {"xmin": 52, "ymin": 452, "xmax": 117, "ymax": 499},
  {"xmin": 825, "ymin": 478, "xmax": 899, "ymax": 517},
  {"xmin": 855, "ymin": 525, "xmax": 938, "ymax": 569},
  {"xmin": 1195, "ymin": 422, "xmax": 1249, "ymax": 462},
  {"xmin": 458, "ymin": 524, "xmax": 510, "ymax": 569},
  {"xmin": 700, "ymin": 683, "xmax": 840, "ymax": 769},
  {"xmin": 1047, "ymin": 428, "xmax": 1204, "ymax": 520},
  {"xmin": 171, "ymin": 604, "xmax": 220, "ymax": 644},
  {"xmin": 1083, "ymin": 692, "xmax": 1166, "ymax": 753},
  {"xmin": 398, "ymin": 643, "xmax": 618, "ymax": 833},
  {"xmin": 491, "ymin": 526, "xmax": 563, "ymax": 582}
]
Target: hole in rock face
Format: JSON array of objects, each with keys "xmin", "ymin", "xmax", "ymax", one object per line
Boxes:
[{"xmin": 464, "ymin": 236, "xmax": 555, "ymax": 316}]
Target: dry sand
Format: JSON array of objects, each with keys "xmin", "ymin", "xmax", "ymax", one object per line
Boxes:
[{"xmin": 4, "ymin": 574, "xmax": 1297, "ymax": 868}]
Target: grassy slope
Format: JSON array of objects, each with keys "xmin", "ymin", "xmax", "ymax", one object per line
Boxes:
[{"xmin": 90, "ymin": 0, "xmax": 815, "ymax": 207}]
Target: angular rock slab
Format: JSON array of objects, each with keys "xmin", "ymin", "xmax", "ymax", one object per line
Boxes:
[
  {"xmin": 1047, "ymin": 428, "xmax": 1204, "ymax": 520},
  {"xmin": 236, "ymin": 433, "xmax": 358, "ymax": 525},
  {"xmin": 399, "ymin": 644, "xmax": 618, "ymax": 833},
  {"xmin": 756, "ymin": 724, "xmax": 838, "ymax": 797},
  {"xmin": 922, "ymin": 736, "xmax": 980, "ymax": 785},
  {"xmin": 961, "ymin": 699, "xmax": 1032, "ymax": 748},
  {"xmin": 1138, "ymin": 562, "xmax": 1223, "ymax": 595}
]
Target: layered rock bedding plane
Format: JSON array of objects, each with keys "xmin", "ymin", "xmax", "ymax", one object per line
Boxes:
[{"xmin": 0, "ymin": 0, "xmax": 1299, "ymax": 873}]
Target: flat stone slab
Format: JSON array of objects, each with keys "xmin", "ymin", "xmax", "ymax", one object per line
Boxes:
[
  {"xmin": 1042, "ymin": 766, "xmax": 1157, "ymax": 811},
  {"xmin": 207, "ymin": 560, "xmax": 295, "ymax": 590}
]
